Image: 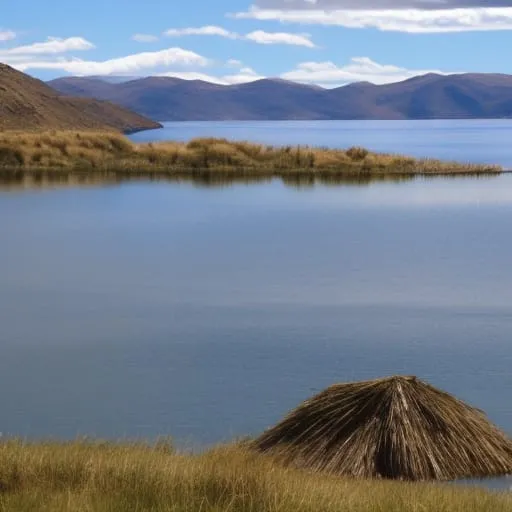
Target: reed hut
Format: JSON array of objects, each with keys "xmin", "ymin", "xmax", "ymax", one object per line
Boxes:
[{"xmin": 253, "ymin": 376, "xmax": 512, "ymax": 481}]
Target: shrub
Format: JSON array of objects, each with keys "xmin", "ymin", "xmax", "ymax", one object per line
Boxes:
[
  {"xmin": 0, "ymin": 146, "xmax": 24, "ymax": 167},
  {"xmin": 108, "ymin": 135, "xmax": 133, "ymax": 154},
  {"xmin": 346, "ymin": 147, "xmax": 369, "ymax": 161}
]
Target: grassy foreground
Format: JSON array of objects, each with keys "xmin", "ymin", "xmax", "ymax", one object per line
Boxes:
[
  {"xmin": 0, "ymin": 131, "xmax": 502, "ymax": 180},
  {"xmin": 0, "ymin": 441, "xmax": 510, "ymax": 512}
]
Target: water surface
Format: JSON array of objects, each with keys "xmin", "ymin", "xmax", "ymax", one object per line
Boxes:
[
  {"xmin": 1, "ymin": 121, "xmax": 512, "ymax": 490},
  {"xmin": 131, "ymin": 119, "xmax": 512, "ymax": 168}
]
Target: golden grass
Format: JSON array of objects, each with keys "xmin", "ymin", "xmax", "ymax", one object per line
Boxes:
[
  {"xmin": 254, "ymin": 376, "xmax": 512, "ymax": 482},
  {"xmin": 0, "ymin": 131, "xmax": 502, "ymax": 181},
  {"xmin": 0, "ymin": 440, "xmax": 510, "ymax": 512}
]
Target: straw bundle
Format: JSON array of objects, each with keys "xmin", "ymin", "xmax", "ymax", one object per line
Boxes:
[{"xmin": 253, "ymin": 376, "xmax": 512, "ymax": 481}]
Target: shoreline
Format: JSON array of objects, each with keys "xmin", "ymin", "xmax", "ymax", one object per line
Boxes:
[
  {"xmin": 0, "ymin": 131, "xmax": 502, "ymax": 180},
  {"xmin": 122, "ymin": 124, "xmax": 163, "ymax": 136}
]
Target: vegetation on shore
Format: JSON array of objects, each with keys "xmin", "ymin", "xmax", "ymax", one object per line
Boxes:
[
  {"xmin": 0, "ymin": 132, "xmax": 502, "ymax": 184},
  {"xmin": 0, "ymin": 440, "xmax": 510, "ymax": 512}
]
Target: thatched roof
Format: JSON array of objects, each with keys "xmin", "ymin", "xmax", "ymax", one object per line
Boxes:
[{"xmin": 253, "ymin": 376, "xmax": 512, "ymax": 481}]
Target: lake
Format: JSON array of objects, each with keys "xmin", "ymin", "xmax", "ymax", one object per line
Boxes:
[
  {"xmin": 1, "ymin": 121, "xmax": 512, "ymax": 489},
  {"xmin": 131, "ymin": 119, "xmax": 512, "ymax": 168}
]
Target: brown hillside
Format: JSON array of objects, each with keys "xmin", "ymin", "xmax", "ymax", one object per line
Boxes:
[{"xmin": 0, "ymin": 64, "xmax": 161, "ymax": 133}]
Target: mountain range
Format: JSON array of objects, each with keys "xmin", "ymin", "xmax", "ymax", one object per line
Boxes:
[
  {"xmin": 47, "ymin": 73, "xmax": 512, "ymax": 121},
  {"xmin": 0, "ymin": 64, "xmax": 161, "ymax": 133}
]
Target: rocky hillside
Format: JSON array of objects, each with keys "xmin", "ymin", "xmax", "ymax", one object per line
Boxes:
[{"xmin": 0, "ymin": 64, "xmax": 161, "ymax": 133}]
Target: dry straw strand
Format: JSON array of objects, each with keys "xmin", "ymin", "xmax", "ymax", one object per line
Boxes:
[{"xmin": 253, "ymin": 376, "xmax": 512, "ymax": 481}]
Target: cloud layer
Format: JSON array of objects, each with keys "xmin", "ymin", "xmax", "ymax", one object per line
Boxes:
[
  {"xmin": 281, "ymin": 57, "xmax": 450, "ymax": 85},
  {"xmin": 256, "ymin": 0, "xmax": 512, "ymax": 9},
  {"xmin": 4, "ymin": 44, "xmax": 208, "ymax": 75},
  {"xmin": 153, "ymin": 56, "xmax": 450, "ymax": 87},
  {"xmin": 0, "ymin": 32, "xmax": 454, "ymax": 86},
  {"xmin": 233, "ymin": 6, "xmax": 512, "ymax": 33}
]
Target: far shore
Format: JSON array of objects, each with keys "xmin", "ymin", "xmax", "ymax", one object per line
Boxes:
[{"xmin": 0, "ymin": 131, "xmax": 502, "ymax": 182}]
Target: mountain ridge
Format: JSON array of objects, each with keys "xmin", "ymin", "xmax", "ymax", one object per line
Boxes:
[{"xmin": 47, "ymin": 72, "xmax": 512, "ymax": 121}]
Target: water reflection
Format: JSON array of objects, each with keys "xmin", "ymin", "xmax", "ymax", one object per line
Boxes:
[{"xmin": 0, "ymin": 169, "xmax": 502, "ymax": 193}]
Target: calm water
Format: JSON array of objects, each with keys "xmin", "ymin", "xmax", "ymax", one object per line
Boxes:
[
  {"xmin": 1, "ymin": 121, "xmax": 512, "ymax": 489},
  {"xmin": 131, "ymin": 119, "xmax": 512, "ymax": 168}
]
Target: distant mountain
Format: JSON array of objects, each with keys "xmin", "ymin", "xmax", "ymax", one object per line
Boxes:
[
  {"xmin": 327, "ymin": 73, "xmax": 512, "ymax": 120},
  {"xmin": 0, "ymin": 64, "xmax": 161, "ymax": 133},
  {"xmin": 47, "ymin": 72, "xmax": 512, "ymax": 121}
]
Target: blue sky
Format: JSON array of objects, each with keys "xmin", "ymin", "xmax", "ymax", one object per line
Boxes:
[{"xmin": 2, "ymin": 0, "xmax": 512, "ymax": 86}]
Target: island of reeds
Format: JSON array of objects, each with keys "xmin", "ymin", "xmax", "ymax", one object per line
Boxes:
[
  {"xmin": 0, "ymin": 131, "xmax": 502, "ymax": 187},
  {"xmin": 0, "ymin": 440, "xmax": 511, "ymax": 512}
]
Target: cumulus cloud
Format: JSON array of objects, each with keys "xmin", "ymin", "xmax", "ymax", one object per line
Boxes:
[
  {"xmin": 245, "ymin": 30, "xmax": 316, "ymax": 47},
  {"xmin": 0, "ymin": 30, "xmax": 16, "ymax": 42},
  {"xmin": 232, "ymin": 6, "xmax": 512, "ymax": 33},
  {"xmin": 280, "ymin": 57, "xmax": 452, "ymax": 85},
  {"xmin": 9, "ymin": 47, "xmax": 209, "ymax": 75},
  {"xmin": 132, "ymin": 33, "xmax": 159, "ymax": 43}
]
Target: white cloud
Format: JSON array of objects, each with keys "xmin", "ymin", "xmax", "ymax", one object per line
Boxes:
[
  {"xmin": 224, "ymin": 67, "xmax": 266, "ymax": 84},
  {"xmin": 255, "ymin": 1, "xmax": 512, "ymax": 9},
  {"xmin": 10, "ymin": 47, "xmax": 209, "ymax": 75},
  {"xmin": 231, "ymin": 6, "xmax": 512, "ymax": 33},
  {"xmin": 1, "ymin": 37, "xmax": 94, "ymax": 55},
  {"xmin": 164, "ymin": 26, "xmax": 238, "ymax": 39},
  {"xmin": 157, "ymin": 71, "xmax": 228, "ymax": 84},
  {"xmin": 157, "ymin": 66, "xmax": 265, "ymax": 85},
  {"xmin": 245, "ymin": 30, "xmax": 316, "ymax": 47},
  {"xmin": 227, "ymin": 59, "xmax": 243, "ymax": 67},
  {"xmin": 164, "ymin": 24, "xmax": 317, "ymax": 46},
  {"xmin": 0, "ymin": 30, "xmax": 16, "ymax": 42},
  {"xmin": 280, "ymin": 57, "xmax": 452, "ymax": 85},
  {"xmin": 132, "ymin": 33, "xmax": 159, "ymax": 43}
]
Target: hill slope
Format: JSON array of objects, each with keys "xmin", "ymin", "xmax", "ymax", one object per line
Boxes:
[
  {"xmin": 327, "ymin": 73, "xmax": 512, "ymax": 119},
  {"xmin": 0, "ymin": 64, "xmax": 161, "ymax": 132},
  {"xmin": 48, "ymin": 73, "xmax": 512, "ymax": 121}
]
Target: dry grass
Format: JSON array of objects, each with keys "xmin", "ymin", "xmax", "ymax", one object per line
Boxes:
[
  {"xmin": 0, "ymin": 64, "xmax": 160, "ymax": 133},
  {"xmin": 254, "ymin": 376, "xmax": 512, "ymax": 482},
  {"xmin": 0, "ymin": 132, "xmax": 502, "ymax": 182},
  {"xmin": 0, "ymin": 440, "xmax": 510, "ymax": 512}
]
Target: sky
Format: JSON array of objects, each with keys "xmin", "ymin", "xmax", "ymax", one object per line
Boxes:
[{"xmin": 2, "ymin": 0, "xmax": 512, "ymax": 87}]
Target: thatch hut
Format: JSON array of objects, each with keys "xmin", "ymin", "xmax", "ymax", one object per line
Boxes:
[{"xmin": 253, "ymin": 376, "xmax": 512, "ymax": 481}]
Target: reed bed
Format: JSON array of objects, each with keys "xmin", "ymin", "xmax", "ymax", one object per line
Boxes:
[
  {"xmin": 0, "ymin": 131, "xmax": 502, "ymax": 179},
  {"xmin": 0, "ymin": 440, "xmax": 510, "ymax": 512},
  {"xmin": 254, "ymin": 376, "xmax": 512, "ymax": 482}
]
